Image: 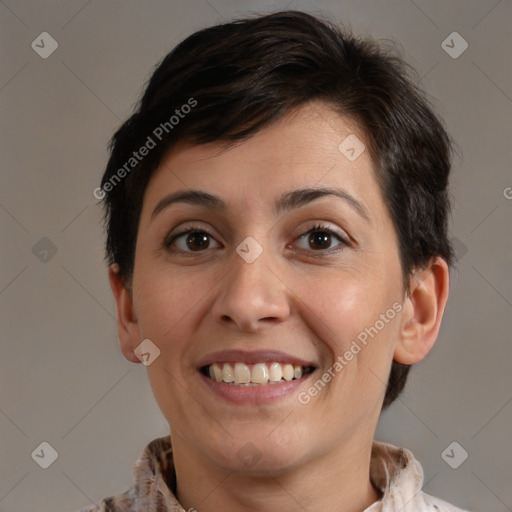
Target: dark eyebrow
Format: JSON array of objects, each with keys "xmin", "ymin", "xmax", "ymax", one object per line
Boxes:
[
  {"xmin": 274, "ymin": 186, "xmax": 370, "ymax": 223},
  {"xmin": 151, "ymin": 190, "xmax": 226, "ymax": 220},
  {"xmin": 151, "ymin": 187, "xmax": 370, "ymax": 223}
]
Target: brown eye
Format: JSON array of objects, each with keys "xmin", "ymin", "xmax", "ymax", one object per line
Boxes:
[
  {"xmin": 184, "ymin": 232, "xmax": 211, "ymax": 251},
  {"xmin": 308, "ymin": 230, "xmax": 331, "ymax": 250},
  {"xmin": 295, "ymin": 224, "xmax": 349, "ymax": 252},
  {"xmin": 166, "ymin": 228, "xmax": 221, "ymax": 253}
]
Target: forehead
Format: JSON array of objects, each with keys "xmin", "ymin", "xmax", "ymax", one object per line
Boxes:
[{"xmin": 142, "ymin": 102, "xmax": 384, "ymax": 219}]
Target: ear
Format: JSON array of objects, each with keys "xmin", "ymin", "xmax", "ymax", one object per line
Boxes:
[
  {"xmin": 108, "ymin": 263, "xmax": 141, "ymax": 363},
  {"xmin": 393, "ymin": 257, "xmax": 450, "ymax": 365}
]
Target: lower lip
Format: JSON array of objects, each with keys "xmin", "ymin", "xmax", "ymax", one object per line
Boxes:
[{"xmin": 199, "ymin": 371, "xmax": 314, "ymax": 404}]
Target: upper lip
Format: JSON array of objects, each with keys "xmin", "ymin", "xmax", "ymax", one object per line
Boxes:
[{"xmin": 196, "ymin": 349, "xmax": 316, "ymax": 369}]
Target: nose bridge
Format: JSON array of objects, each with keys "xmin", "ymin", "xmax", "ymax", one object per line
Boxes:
[
  {"xmin": 213, "ymin": 234, "xmax": 289, "ymax": 331},
  {"xmin": 234, "ymin": 235, "xmax": 272, "ymax": 288}
]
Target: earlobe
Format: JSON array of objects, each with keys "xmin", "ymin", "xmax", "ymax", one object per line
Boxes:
[
  {"xmin": 393, "ymin": 257, "xmax": 450, "ymax": 365},
  {"xmin": 108, "ymin": 264, "xmax": 141, "ymax": 364}
]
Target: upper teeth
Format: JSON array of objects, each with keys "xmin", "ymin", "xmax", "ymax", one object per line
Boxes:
[{"xmin": 207, "ymin": 362, "xmax": 305, "ymax": 385}]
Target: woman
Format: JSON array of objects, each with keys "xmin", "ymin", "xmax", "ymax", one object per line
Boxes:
[{"xmin": 82, "ymin": 10, "xmax": 468, "ymax": 512}]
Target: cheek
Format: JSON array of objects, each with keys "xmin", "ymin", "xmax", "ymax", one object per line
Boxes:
[
  {"xmin": 133, "ymin": 265, "xmax": 210, "ymax": 338},
  {"xmin": 296, "ymin": 266, "xmax": 401, "ymax": 393},
  {"xmin": 132, "ymin": 268, "xmax": 216, "ymax": 424},
  {"xmin": 297, "ymin": 269, "xmax": 389, "ymax": 345},
  {"xmin": 131, "ymin": 270, "xmax": 213, "ymax": 403}
]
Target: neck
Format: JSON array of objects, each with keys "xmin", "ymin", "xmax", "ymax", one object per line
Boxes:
[{"xmin": 171, "ymin": 434, "xmax": 382, "ymax": 512}]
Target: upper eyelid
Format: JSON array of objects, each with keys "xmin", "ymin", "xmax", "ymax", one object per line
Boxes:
[
  {"xmin": 296, "ymin": 224, "xmax": 350, "ymax": 248},
  {"xmin": 167, "ymin": 223, "xmax": 349, "ymax": 249},
  {"xmin": 168, "ymin": 221, "xmax": 345, "ymax": 238}
]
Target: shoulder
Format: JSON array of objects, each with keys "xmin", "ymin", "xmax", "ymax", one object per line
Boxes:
[
  {"xmin": 74, "ymin": 435, "xmax": 177, "ymax": 512},
  {"xmin": 370, "ymin": 441, "xmax": 470, "ymax": 512},
  {"xmin": 419, "ymin": 490, "xmax": 470, "ymax": 512},
  {"xmin": 76, "ymin": 489, "xmax": 134, "ymax": 511}
]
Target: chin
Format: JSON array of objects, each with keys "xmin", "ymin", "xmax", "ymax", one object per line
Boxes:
[{"xmin": 203, "ymin": 432, "xmax": 307, "ymax": 476}]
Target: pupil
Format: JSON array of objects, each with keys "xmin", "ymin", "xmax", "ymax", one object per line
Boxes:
[
  {"xmin": 188, "ymin": 232, "xmax": 209, "ymax": 250},
  {"xmin": 310, "ymin": 231, "xmax": 330, "ymax": 250}
]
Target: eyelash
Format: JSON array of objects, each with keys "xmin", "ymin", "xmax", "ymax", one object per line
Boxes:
[{"xmin": 164, "ymin": 223, "xmax": 350, "ymax": 256}]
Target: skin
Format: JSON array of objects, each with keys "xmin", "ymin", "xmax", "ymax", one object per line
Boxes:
[{"xmin": 109, "ymin": 101, "xmax": 450, "ymax": 512}]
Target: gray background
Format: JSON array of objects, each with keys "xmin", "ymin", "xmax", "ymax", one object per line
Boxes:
[{"xmin": 1, "ymin": 1, "xmax": 511, "ymax": 511}]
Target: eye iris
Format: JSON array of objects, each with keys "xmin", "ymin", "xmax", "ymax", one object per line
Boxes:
[
  {"xmin": 187, "ymin": 232, "xmax": 209, "ymax": 251},
  {"xmin": 309, "ymin": 231, "xmax": 330, "ymax": 250}
]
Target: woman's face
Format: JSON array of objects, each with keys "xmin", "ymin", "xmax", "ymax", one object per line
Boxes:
[{"xmin": 128, "ymin": 101, "xmax": 407, "ymax": 473}]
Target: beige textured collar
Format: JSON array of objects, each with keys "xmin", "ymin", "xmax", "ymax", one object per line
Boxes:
[{"xmin": 122, "ymin": 435, "xmax": 464, "ymax": 512}]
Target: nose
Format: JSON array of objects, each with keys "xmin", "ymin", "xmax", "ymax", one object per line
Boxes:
[{"xmin": 211, "ymin": 241, "xmax": 291, "ymax": 333}]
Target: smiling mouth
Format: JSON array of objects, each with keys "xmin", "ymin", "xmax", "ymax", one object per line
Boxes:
[{"xmin": 201, "ymin": 362, "xmax": 315, "ymax": 385}]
